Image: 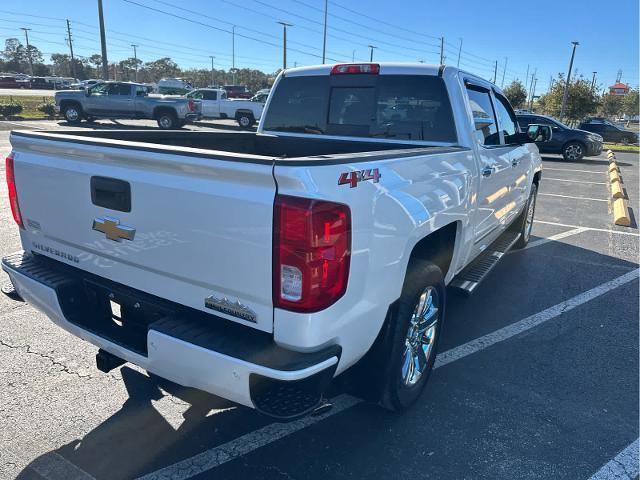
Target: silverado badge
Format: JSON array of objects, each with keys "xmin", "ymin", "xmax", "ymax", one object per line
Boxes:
[
  {"xmin": 205, "ymin": 295, "xmax": 257, "ymax": 323},
  {"xmin": 92, "ymin": 216, "xmax": 136, "ymax": 242}
]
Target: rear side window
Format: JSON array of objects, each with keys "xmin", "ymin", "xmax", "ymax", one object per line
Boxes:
[
  {"xmin": 263, "ymin": 75, "xmax": 457, "ymax": 142},
  {"xmin": 466, "ymin": 87, "xmax": 499, "ymax": 146},
  {"xmin": 493, "ymin": 94, "xmax": 519, "ymax": 144}
]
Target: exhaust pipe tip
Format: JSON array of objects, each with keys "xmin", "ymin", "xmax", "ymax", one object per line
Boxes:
[{"xmin": 96, "ymin": 349, "xmax": 126, "ymax": 373}]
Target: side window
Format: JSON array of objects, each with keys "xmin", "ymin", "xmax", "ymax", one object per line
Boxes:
[
  {"xmin": 116, "ymin": 84, "xmax": 132, "ymax": 96},
  {"xmin": 91, "ymin": 83, "xmax": 109, "ymax": 95},
  {"xmin": 204, "ymin": 90, "xmax": 217, "ymax": 101},
  {"xmin": 135, "ymin": 85, "xmax": 147, "ymax": 96},
  {"xmin": 466, "ymin": 87, "xmax": 499, "ymax": 146},
  {"xmin": 493, "ymin": 94, "xmax": 519, "ymax": 144}
]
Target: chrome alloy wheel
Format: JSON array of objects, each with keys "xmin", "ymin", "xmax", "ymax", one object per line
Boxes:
[
  {"xmin": 158, "ymin": 115, "xmax": 173, "ymax": 129},
  {"xmin": 402, "ymin": 286, "xmax": 439, "ymax": 387},
  {"xmin": 524, "ymin": 186, "xmax": 537, "ymax": 241},
  {"xmin": 564, "ymin": 143, "xmax": 582, "ymax": 160},
  {"xmin": 65, "ymin": 107, "xmax": 79, "ymax": 121}
]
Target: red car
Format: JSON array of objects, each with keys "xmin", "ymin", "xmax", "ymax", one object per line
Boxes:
[
  {"xmin": 222, "ymin": 85, "xmax": 253, "ymax": 99},
  {"xmin": 0, "ymin": 76, "xmax": 29, "ymax": 88}
]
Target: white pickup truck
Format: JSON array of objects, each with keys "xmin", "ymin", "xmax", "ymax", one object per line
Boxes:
[
  {"xmin": 186, "ymin": 88, "xmax": 264, "ymax": 128},
  {"xmin": 3, "ymin": 63, "xmax": 550, "ymax": 420}
]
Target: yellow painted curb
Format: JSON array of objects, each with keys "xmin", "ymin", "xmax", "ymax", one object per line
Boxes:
[
  {"xmin": 607, "ymin": 149, "xmax": 613, "ymax": 154},
  {"xmin": 611, "ymin": 181, "xmax": 624, "ymax": 199},
  {"xmin": 613, "ymin": 198, "xmax": 631, "ymax": 226},
  {"xmin": 607, "ymin": 152, "xmax": 616, "ymax": 160},
  {"xmin": 610, "ymin": 170, "xmax": 621, "ymax": 183},
  {"xmin": 609, "ymin": 162, "xmax": 619, "ymax": 173}
]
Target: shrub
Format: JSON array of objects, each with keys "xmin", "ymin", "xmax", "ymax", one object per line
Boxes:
[
  {"xmin": 0, "ymin": 103, "xmax": 23, "ymax": 117},
  {"xmin": 38, "ymin": 103, "xmax": 57, "ymax": 117}
]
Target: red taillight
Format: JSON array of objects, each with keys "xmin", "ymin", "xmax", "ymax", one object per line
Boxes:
[
  {"xmin": 5, "ymin": 154, "xmax": 22, "ymax": 227},
  {"xmin": 274, "ymin": 195, "xmax": 351, "ymax": 313},
  {"xmin": 330, "ymin": 63, "xmax": 380, "ymax": 75},
  {"xmin": 188, "ymin": 99, "xmax": 195, "ymax": 112}
]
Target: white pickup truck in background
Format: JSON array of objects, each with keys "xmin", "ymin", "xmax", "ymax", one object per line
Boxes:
[
  {"xmin": 3, "ymin": 63, "xmax": 550, "ymax": 420},
  {"xmin": 186, "ymin": 88, "xmax": 265, "ymax": 128}
]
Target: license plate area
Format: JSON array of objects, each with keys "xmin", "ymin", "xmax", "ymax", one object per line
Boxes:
[{"xmin": 60, "ymin": 278, "xmax": 173, "ymax": 356}]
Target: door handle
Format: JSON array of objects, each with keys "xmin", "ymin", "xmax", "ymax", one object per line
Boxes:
[{"xmin": 482, "ymin": 166, "xmax": 494, "ymax": 177}]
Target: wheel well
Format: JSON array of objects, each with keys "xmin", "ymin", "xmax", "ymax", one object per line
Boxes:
[
  {"xmin": 60, "ymin": 100, "xmax": 81, "ymax": 111},
  {"xmin": 562, "ymin": 139, "xmax": 586, "ymax": 151},
  {"xmin": 235, "ymin": 110, "xmax": 254, "ymax": 118},
  {"xmin": 408, "ymin": 222, "xmax": 458, "ymax": 279},
  {"xmin": 533, "ymin": 170, "xmax": 541, "ymax": 186},
  {"xmin": 153, "ymin": 107, "xmax": 176, "ymax": 118}
]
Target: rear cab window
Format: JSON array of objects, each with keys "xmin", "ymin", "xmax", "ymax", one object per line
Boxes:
[{"xmin": 263, "ymin": 74, "xmax": 457, "ymax": 143}]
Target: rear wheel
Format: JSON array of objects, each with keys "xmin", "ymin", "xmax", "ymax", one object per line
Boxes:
[
  {"xmin": 377, "ymin": 261, "xmax": 445, "ymax": 411},
  {"xmin": 562, "ymin": 141, "xmax": 584, "ymax": 161},
  {"xmin": 156, "ymin": 111, "xmax": 178, "ymax": 129},
  {"xmin": 237, "ymin": 112, "xmax": 255, "ymax": 129},
  {"xmin": 62, "ymin": 104, "xmax": 82, "ymax": 124}
]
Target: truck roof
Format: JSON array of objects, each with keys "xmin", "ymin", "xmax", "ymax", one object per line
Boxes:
[{"xmin": 283, "ymin": 62, "xmax": 442, "ymax": 77}]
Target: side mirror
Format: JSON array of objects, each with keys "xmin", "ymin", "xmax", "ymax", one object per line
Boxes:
[
  {"xmin": 474, "ymin": 115, "xmax": 494, "ymax": 131},
  {"xmin": 526, "ymin": 124, "xmax": 552, "ymax": 143}
]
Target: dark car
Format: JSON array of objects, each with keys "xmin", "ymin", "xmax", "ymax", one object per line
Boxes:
[
  {"xmin": 0, "ymin": 75, "xmax": 25, "ymax": 88},
  {"xmin": 29, "ymin": 77, "xmax": 56, "ymax": 90},
  {"xmin": 578, "ymin": 118, "xmax": 638, "ymax": 145},
  {"xmin": 222, "ymin": 85, "xmax": 252, "ymax": 99},
  {"xmin": 517, "ymin": 113, "xmax": 603, "ymax": 161}
]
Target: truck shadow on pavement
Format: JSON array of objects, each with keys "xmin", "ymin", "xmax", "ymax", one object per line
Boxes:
[{"xmin": 14, "ymin": 238, "xmax": 640, "ymax": 480}]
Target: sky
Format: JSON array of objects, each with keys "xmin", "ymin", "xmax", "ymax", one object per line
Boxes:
[{"xmin": 1, "ymin": 0, "xmax": 638, "ymax": 93}]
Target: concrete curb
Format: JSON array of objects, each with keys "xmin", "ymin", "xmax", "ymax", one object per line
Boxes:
[{"xmin": 607, "ymin": 153, "xmax": 631, "ymax": 226}]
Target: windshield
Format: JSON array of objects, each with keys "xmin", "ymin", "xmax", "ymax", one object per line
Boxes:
[{"xmin": 263, "ymin": 74, "xmax": 457, "ymax": 143}]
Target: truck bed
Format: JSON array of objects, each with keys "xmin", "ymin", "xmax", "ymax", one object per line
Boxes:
[{"xmin": 11, "ymin": 129, "xmax": 462, "ymax": 164}]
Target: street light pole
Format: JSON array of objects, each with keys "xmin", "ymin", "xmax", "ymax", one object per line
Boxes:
[
  {"xmin": 368, "ymin": 44, "xmax": 377, "ymax": 62},
  {"xmin": 20, "ymin": 28, "xmax": 33, "ymax": 76},
  {"xmin": 501, "ymin": 57, "xmax": 507, "ymax": 88},
  {"xmin": 321, "ymin": 0, "xmax": 328, "ymax": 63},
  {"xmin": 131, "ymin": 44, "xmax": 138, "ymax": 82},
  {"xmin": 457, "ymin": 38, "xmax": 462, "ymax": 68},
  {"xmin": 277, "ymin": 22, "xmax": 292, "ymax": 70},
  {"xmin": 559, "ymin": 41, "xmax": 579, "ymax": 120},
  {"xmin": 97, "ymin": 0, "xmax": 109, "ymax": 80},
  {"xmin": 591, "ymin": 71, "xmax": 597, "ymax": 90},
  {"xmin": 209, "ymin": 56, "xmax": 215, "ymax": 86},
  {"xmin": 493, "ymin": 60, "xmax": 498, "ymax": 83},
  {"xmin": 439, "ymin": 37, "xmax": 444, "ymax": 64}
]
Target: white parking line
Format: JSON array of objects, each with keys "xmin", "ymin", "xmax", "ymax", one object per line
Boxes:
[
  {"xmin": 587, "ymin": 438, "xmax": 639, "ymax": 480},
  {"xmin": 544, "ymin": 177, "xmax": 609, "ymax": 185},
  {"xmin": 524, "ymin": 227, "xmax": 588, "ymax": 249},
  {"xmin": 544, "ymin": 167, "xmax": 604, "ymax": 174},
  {"xmin": 539, "ymin": 193, "xmax": 608, "ymax": 202},
  {"xmin": 535, "ymin": 220, "xmax": 640, "ymax": 237},
  {"xmin": 136, "ymin": 268, "xmax": 640, "ymax": 480}
]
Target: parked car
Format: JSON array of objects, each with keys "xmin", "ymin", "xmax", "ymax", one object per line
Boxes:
[
  {"xmin": 28, "ymin": 77, "xmax": 57, "ymax": 90},
  {"xmin": 5, "ymin": 63, "xmax": 550, "ymax": 420},
  {"xmin": 222, "ymin": 85, "xmax": 253, "ymax": 99},
  {"xmin": 517, "ymin": 113, "xmax": 602, "ymax": 161},
  {"xmin": 578, "ymin": 118, "xmax": 638, "ymax": 145},
  {"xmin": 157, "ymin": 78, "xmax": 194, "ymax": 95},
  {"xmin": 250, "ymin": 92, "xmax": 269, "ymax": 103},
  {"xmin": 186, "ymin": 88, "xmax": 264, "ymax": 127},
  {"xmin": 54, "ymin": 81, "xmax": 200, "ymax": 128},
  {"xmin": 0, "ymin": 75, "xmax": 26, "ymax": 88}
]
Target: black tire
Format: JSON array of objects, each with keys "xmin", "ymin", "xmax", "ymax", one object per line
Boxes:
[
  {"xmin": 622, "ymin": 135, "xmax": 635, "ymax": 145},
  {"xmin": 85, "ymin": 115, "xmax": 96, "ymax": 123},
  {"xmin": 373, "ymin": 261, "xmax": 445, "ymax": 411},
  {"xmin": 62, "ymin": 103, "xmax": 82, "ymax": 124},
  {"xmin": 156, "ymin": 111, "xmax": 178, "ymax": 129},
  {"xmin": 562, "ymin": 141, "xmax": 585, "ymax": 161},
  {"xmin": 236, "ymin": 112, "xmax": 255, "ymax": 129},
  {"xmin": 178, "ymin": 119, "xmax": 188, "ymax": 128},
  {"xmin": 512, "ymin": 182, "xmax": 538, "ymax": 249}
]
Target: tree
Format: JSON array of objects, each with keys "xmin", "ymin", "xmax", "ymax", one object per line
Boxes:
[
  {"xmin": 118, "ymin": 57, "xmax": 143, "ymax": 81},
  {"xmin": 503, "ymin": 80, "xmax": 527, "ymax": 108},
  {"xmin": 598, "ymin": 93, "xmax": 624, "ymax": 118},
  {"xmin": 143, "ymin": 57, "xmax": 180, "ymax": 81},
  {"xmin": 536, "ymin": 74, "xmax": 598, "ymax": 120},
  {"xmin": 622, "ymin": 89, "xmax": 639, "ymax": 118},
  {"xmin": 88, "ymin": 54, "xmax": 102, "ymax": 78},
  {"xmin": 2, "ymin": 38, "xmax": 26, "ymax": 72}
]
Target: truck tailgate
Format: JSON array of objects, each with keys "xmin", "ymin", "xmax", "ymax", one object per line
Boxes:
[{"xmin": 10, "ymin": 133, "xmax": 276, "ymax": 332}]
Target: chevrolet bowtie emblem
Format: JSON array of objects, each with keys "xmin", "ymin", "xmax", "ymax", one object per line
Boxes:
[{"xmin": 92, "ymin": 216, "xmax": 136, "ymax": 242}]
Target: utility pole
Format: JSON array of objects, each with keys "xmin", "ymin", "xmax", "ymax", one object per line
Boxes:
[
  {"xmin": 131, "ymin": 44, "xmax": 138, "ymax": 82},
  {"xmin": 209, "ymin": 56, "xmax": 215, "ymax": 86},
  {"xmin": 528, "ymin": 68, "xmax": 536, "ymax": 103},
  {"xmin": 525, "ymin": 64, "xmax": 529, "ymax": 89},
  {"xmin": 66, "ymin": 20, "xmax": 77, "ymax": 79},
  {"xmin": 493, "ymin": 60, "xmax": 498, "ymax": 83},
  {"xmin": 352, "ymin": 50, "xmax": 355, "ymax": 62},
  {"xmin": 529, "ymin": 76, "xmax": 537, "ymax": 110},
  {"xmin": 457, "ymin": 38, "xmax": 462, "ymax": 68},
  {"xmin": 97, "ymin": 0, "xmax": 109, "ymax": 80},
  {"xmin": 20, "ymin": 28, "xmax": 33, "ymax": 76},
  {"xmin": 559, "ymin": 41, "xmax": 579, "ymax": 120},
  {"xmin": 231, "ymin": 25, "xmax": 236, "ymax": 76},
  {"xmin": 591, "ymin": 71, "xmax": 597, "ymax": 90},
  {"xmin": 368, "ymin": 44, "xmax": 377, "ymax": 62},
  {"xmin": 321, "ymin": 0, "xmax": 328, "ymax": 63},
  {"xmin": 439, "ymin": 37, "xmax": 444, "ymax": 64},
  {"xmin": 277, "ymin": 21, "xmax": 292, "ymax": 70},
  {"xmin": 501, "ymin": 57, "xmax": 507, "ymax": 87}
]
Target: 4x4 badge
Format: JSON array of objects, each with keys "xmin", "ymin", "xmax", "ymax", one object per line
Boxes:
[{"xmin": 338, "ymin": 169, "xmax": 381, "ymax": 188}]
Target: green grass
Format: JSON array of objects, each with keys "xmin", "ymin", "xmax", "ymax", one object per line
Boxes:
[
  {"xmin": 604, "ymin": 143, "xmax": 639, "ymax": 153},
  {"xmin": 0, "ymin": 95, "xmax": 56, "ymax": 119}
]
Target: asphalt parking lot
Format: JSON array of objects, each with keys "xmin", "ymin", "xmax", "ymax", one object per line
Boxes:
[{"xmin": 0, "ymin": 120, "xmax": 637, "ymax": 480}]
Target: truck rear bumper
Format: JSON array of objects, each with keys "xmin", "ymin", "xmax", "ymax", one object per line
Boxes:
[{"xmin": 2, "ymin": 251, "xmax": 339, "ymax": 419}]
